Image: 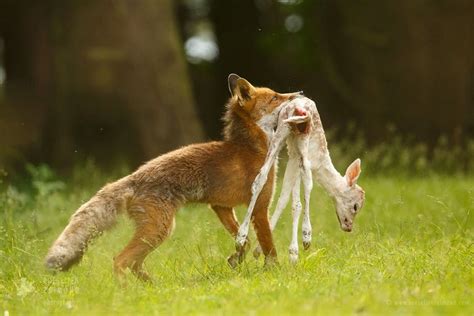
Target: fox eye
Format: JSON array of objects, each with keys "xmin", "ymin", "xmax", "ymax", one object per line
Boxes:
[
  {"xmin": 353, "ymin": 204, "xmax": 358, "ymax": 212},
  {"xmin": 271, "ymin": 95, "xmax": 278, "ymax": 102}
]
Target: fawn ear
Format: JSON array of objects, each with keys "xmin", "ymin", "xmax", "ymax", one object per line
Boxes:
[
  {"xmin": 345, "ymin": 158, "xmax": 361, "ymax": 186},
  {"xmin": 228, "ymin": 74, "xmax": 256, "ymax": 101}
]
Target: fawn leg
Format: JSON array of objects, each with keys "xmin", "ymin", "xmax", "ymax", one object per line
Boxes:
[
  {"xmin": 114, "ymin": 199, "xmax": 176, "ymax": 281},
  {"xmin": 236, "ymin": 125, "xmax": 290, "ymax": 251},
  {"xmin": 270, "ymin": 140, "xmax": 300, "ymax": 230},
  {"xmin": 297, "ymin": 136, "xmax": 313, "ymax": 250},
  {"xmin": 289, "ymin": 177, "xmax": 302, "ymax": 264}
]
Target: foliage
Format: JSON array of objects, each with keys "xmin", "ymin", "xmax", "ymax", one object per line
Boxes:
[
  {"xmin": 3, "ymin": 0, "xmax": 474, "ymax": 171},
  {"xmin": 0, "ymin": 162, "xmax": 473, "ymax": 315},
  {"xmin": 326, "ymin": 127, "xmax": 474, "ymax": 176}
]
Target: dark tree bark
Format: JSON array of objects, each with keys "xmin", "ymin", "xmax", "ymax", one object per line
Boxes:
[
  {"xmin": 0, "ymin": 0, "xmax": 204, "ymax": 171},
  {"xmin": 119, "ymin": 0, "xmax": 204, "ymax": 158}
]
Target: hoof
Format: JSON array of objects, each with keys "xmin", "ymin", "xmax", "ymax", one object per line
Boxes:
[
  {"xmin": 288, "ymin": 247, "xmax": 299, "ymax": 264},
  {"xmin": 289, "ymin": 253, "xmax": 299, "ymax": 265},
  {"xmin": 303, "ymin": 241, "xmax": 311, "ymax": 250},
  {"xmin": 302, "ymin": 230, "xmax": 312, "ymax": 250},
  {"xmin": 235, "ymin": 234, "xmax": 248, "ymax": 250}
]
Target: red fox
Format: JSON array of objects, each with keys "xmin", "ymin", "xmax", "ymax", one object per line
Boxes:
[{"xmin": 45, "ymin": 74, "xmax": 303, "ymax": 280}]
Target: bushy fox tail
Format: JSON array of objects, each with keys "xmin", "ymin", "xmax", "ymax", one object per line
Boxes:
[{"xmin": 44, "ymin": 176, "xmax": 134, "ymax": 271}]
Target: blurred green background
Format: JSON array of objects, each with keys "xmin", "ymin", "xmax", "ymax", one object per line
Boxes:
[{"xmin": 0, "ymin": 0, "xmax": 473, "ymax": 174}]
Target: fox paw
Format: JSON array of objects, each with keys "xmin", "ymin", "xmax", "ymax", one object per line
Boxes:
[
  {"xmin": 263, "ymin": 255, "xmax": 279, "ymax": 268},
  {"xmin": 253, "ymin": 246, "xmax": 262, "ymax": 259},
  {"xmin": 227, "ymin": 253, "xmax": 239, "ymax": 269}
]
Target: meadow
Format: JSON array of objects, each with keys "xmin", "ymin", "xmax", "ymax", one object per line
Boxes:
[{"xmin": 0, "ymin": 161, "xmax": 473, "ymax": 315}]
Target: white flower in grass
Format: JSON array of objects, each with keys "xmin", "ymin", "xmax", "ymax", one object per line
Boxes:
[
  {"xmin": 16, "ymin": 278, "xmax": 35, "ymax": 298},
  {"xmin": 65, "ymin": 301, "xmax": 73, "ymax": 310}
]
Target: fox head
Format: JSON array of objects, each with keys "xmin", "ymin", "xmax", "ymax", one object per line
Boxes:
[{"xmin": 227, "ymin": 74, "xmax": 303, "ymax": 139}]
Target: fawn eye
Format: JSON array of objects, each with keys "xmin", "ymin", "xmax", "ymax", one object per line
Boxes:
[{"xmin": 353, "ymin": 204, "xmax": 358, "ymax": 212}]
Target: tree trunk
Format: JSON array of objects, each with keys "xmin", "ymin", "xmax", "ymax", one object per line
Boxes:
[
  {"xmin": 0, "ymin": 0, "xmax": 204, "ymax": 171},
  {"xmin": 120, "ymin": 0, "xmax": 204, "ymax": 158}
]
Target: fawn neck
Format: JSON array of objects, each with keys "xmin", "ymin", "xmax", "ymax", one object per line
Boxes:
[
  {"xmin": 313, "ymin": 153, "xmax": 346, "ymax": 198},
  {"xmin": 308, "ymin": 131, "xmax": 346, "ymax": 198}
]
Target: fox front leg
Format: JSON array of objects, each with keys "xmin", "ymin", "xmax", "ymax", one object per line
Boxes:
[{"xmin": 253, "ymin": 138, "xmax": 300, "ymax": 259}]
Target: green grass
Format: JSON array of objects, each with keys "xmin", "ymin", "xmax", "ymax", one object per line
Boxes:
[{"xmin": 1, "ymin": 168, "xmax": 473, "ymax": 315}]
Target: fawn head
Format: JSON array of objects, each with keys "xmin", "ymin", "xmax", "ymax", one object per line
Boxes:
[{"xmin": 334, "ymin": 159, "xmax": 365, "ymax": 232}]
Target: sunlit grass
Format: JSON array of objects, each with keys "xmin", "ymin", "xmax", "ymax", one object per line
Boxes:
[{"xmin": 1, "ymin": 167, "xmax": 473, "ymax": 315}]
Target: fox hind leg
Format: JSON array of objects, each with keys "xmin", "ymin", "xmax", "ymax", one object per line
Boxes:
[{"xmin": 114, "ymin": 199, "xmax": 176, "ymax": 281}]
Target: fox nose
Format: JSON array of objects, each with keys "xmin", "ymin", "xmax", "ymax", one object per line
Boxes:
[{"xmin": 298, "ymin": 91, "xmax": 304, "ymax": 96}]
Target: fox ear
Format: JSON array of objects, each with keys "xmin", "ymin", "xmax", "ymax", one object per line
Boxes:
[
  {"xmin": 228, "ymin": 74, "xmax": 255, "ymax": 100},
  {"xmin": 228, "ymin": 73, "xmax": 240, "ymax": 95},
  {"xmin": 345, "ymin": 158, "xmax": 361, "ymax": 186}
]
